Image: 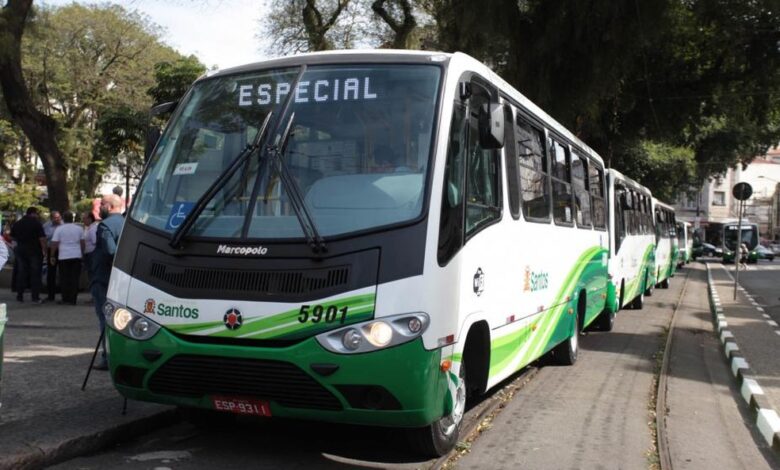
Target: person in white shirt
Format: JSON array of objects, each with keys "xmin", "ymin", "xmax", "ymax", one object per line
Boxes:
[{"xmin": 50, "ymin": 211, "xmax": 85, "ymax": 305}]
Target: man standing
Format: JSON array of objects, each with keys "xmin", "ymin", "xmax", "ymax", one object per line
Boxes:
[
  {"xmin": 90, "ymin": 194, "xmax": 124, "ymax": 370},
  {"xmin": 43, "ymin": 210, "xmax": 62, "ymax": 302},
  {"xmin": 51, "ymin": 211, "xmax": 85, "ymax": 305},
  {"xmin": 82, "ymin": 211, "xmax": 98, "ymax": 288},
  {"xmin": 10, "ymin": 207, "xmax": 46, "ymax": 303}
]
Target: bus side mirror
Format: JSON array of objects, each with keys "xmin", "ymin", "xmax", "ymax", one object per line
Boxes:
[
  {"xmin": 479, "ymin": 102, "xmax": 505, "ymax": 149},
  {"xmin": 151, "ymin": 101, "xmax": 177, "ymax": 116},
  {"xmin": 145, "ymin": 101, "xmax": 178, "ymax": 161}
]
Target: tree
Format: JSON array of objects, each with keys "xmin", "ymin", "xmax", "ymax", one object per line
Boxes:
[
  {"xmin": 423, "ymin": 0, "xmax": 780, "ymax": 197},
  {"xmin": 371, "ymin": 0, "xmax": 417, "ymax": 49},
  {"xmin": 0, "ymin": 0, "xmax": 70, "ymax": 211},
  {"xmin": 262, "ymin": 0, "xmax": 358, "ymax": 55},
  {"xmin": 147, "ymin": 55, "xmax": 206, "ymax": 105}
]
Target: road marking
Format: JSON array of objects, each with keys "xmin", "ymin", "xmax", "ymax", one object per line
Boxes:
[{"xmin": 768, "ymin": 320, "xmax": 779, "ymax": 328}]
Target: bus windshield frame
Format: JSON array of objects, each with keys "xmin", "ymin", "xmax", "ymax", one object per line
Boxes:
[{"xmin": 130, "ymin": 62, "xmax": 443, "ymax": 242}]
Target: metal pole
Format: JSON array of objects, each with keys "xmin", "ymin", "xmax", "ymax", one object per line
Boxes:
[{"xmin": 734, "ymin": 200, "xmax": 744, "ymax": 300}]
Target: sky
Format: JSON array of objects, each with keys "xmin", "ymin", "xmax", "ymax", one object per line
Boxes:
[{"xmin": 40, "ymin": 0, "xmax": 272, "ymax": 70}]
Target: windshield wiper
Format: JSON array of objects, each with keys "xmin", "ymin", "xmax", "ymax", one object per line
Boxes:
[
  {"xmin": 267, "ymin": 113, "xmax": 327, "ymax": 254},
  {"xmin": 169, "ymin": 111, "xmax": 274, "ymax": 249}
]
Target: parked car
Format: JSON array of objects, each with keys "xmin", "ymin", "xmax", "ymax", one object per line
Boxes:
[
  {"xmin": 770, "ymin": 243, "xmax": 780, "ymax": 255},
  {"xmin": 756, "ymin": 245, "xmax": 775, "ymax": 261},
  {"xmin": 693, "ymin": 242, "xmax": 718, "ymax": 259}
]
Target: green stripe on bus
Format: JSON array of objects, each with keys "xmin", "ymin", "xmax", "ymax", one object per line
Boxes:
[
  {"xmin": 488, "ymin": 246, "xmax": 607, "ymax": 378},
  {"xmin": 165, "ymin": 293, "xmax": 376, "ymax": 339}
]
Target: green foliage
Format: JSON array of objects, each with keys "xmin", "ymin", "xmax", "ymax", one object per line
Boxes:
[
  {"xmin": 73, "ymin": 198, "xmax": 96, "ymax": 215},
  {"xmin": 147, "ymin": 56, "xmax": 206, "ymax": 105},
  {"xmin": 0, "ymin": 182, "xmax": 44, "ymax": 212},
  {"xmin": 612, "ymin": 141, "xmax": 696, "ymax": 202},
  {"xmin": 15, "ymin": 3, "xmax": 186, "ymax": 200},
  {"xmin": 419, "ymin": 0, "xmax": 780, "ymax": 199}
]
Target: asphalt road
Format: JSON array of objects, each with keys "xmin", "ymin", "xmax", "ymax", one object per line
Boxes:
[{"xmin": 722, "ymin": 259, "xmax": 780, "ymax": 322}]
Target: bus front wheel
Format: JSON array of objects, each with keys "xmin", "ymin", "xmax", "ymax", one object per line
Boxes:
[{"xmin": 409, "ymin": 359, "xmax": 467, "ymax": 457}]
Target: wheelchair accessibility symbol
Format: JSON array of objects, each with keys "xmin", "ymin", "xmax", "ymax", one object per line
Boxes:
[{"xmin": 166, "ymin": 202, "xmax": 195, "ymax": 230}]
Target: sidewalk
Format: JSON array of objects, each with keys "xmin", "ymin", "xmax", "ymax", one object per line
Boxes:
[
  {"xmin": 0, "ymin": 286, "xmax": 175, "ymax": 470},
  {"xmin": 706, "ymin": 262, "xmax": 780, "ymax": 453}
]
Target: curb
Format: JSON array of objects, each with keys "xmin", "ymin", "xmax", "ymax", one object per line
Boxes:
[
  {"xmin": 704, "ymin": 263, "xmax": 780, "ymax": 454},
  {"xmin": 0, "ymin": 407, "xmax": 178, "ymax": 470}
]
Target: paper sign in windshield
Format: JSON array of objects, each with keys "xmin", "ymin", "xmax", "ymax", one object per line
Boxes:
[
  {"xmin": 166, "ymin": 202, "xmax": 195, "ymax": 230},
  {"xmin": 173, "ymin": 162, "xmax": 198, "ymax": 176},
  {"xmin": 238, "ymin": 76, "xmax": 378, "ymax": 106}
]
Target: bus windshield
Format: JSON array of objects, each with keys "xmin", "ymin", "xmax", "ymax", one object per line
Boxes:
[
  {"xmin": 724, "ymin": 226, "xmax": 758, "ymax": 250},
  {"xmin": 130, "ymin": 64, "xmax": 441, "ymax": 240}
]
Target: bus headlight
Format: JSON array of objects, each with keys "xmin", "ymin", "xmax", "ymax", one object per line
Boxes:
[
  {"xmin": 107, "ymin": 304, "xmax": 161, "ymax": 341},
  {"xmin": 113, "ymin": 308, "xmax": 133, "ymax": 331},
  {"xmin": 316, "ymin": 312, "xmax": 429, "ymax": 354}
]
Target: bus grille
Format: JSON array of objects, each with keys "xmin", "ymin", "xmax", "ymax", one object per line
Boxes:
[
  {"xmin": 148, "ymin": 355, "xmax": 343, "ymax": 411},
  {"xmin": 149, "ymin": 262, "xmax": 350, "ymax": 297}
]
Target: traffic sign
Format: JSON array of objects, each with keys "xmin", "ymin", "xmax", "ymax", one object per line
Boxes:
[{"xmin": 732, "ymin": 182, "xmax": 752, "ymax": 201}]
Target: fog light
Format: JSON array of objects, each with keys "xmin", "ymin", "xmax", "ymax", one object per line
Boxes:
[
  {"xmin": 113, "ymin": 308, "xmax": 132, "ymax": 331},
  {"xmin": 131, "ymin": 317, "xmax": 151, "ymax": 338},
  {"xmin": 408, "ymin": 317, "xmax": 422, "ymax": 333},
  {"xmin": 342, "ymin": 329, "xmax": 362, "ymax": 350},
  {"xmin": 366, "ymin": 322, "xmax": 392, "ymax": 347}
]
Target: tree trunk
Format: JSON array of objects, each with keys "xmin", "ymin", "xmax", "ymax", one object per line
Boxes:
[{"xmin": 0, "ymin": 0, "xmax": 70, "ymax": 211}]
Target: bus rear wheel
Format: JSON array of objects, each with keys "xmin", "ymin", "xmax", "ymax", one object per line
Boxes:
[
  {"xmin": 659, "ymin": 277, "xmax": 669, "ymax": 289},
  {"xmin": 644, "ymin": 271, "xmax": 654, "ymax": 297},
  {"xmin": 630, "ymin": 290, "xmax": 644, "ymax": 309},
  {"xmin": 552, "ymin": 313, "xmax": 579, "ymax": 365},
  {"xmin": 409, "ymin": 359, "xmax": 467, "ymax": 457}
]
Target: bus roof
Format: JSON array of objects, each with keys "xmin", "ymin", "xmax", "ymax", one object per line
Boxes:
[
  {"xmin": 608, "ymin": 168, "xmax": 651, "ymax": 195},
  {"xmin": 652, "ymin": 198, "xmax": 675, "ymax": 211}
]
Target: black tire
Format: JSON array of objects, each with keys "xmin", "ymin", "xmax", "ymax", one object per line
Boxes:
[
  {"xmin": 408, "ymin": 358, "xmax": 467, "ymax": 457},
  {"xmin": 630, "ymin": 289, "xmax": 644, "ymax": 309},
  {"xmin": 660, "ymin": 277, "xmax": 670, "ymax": 289},
  {"xmin": 552, "ymin": 313, "xmax": 579, "ymax": 366},
  {"xmin": 644, "ymin": 272, "xmax": 654, "ymax": 297},
  {"xmin": 594, "ymin": 308, "xmax": 615, "ymax": 332}
]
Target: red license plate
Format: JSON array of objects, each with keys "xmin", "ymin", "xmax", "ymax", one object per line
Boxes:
[{"xmin": 211, "ymin": 396, "xmax": 272, "ymax": 416}]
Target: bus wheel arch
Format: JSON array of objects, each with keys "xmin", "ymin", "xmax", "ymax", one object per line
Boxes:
[
  {"xmin": 576, "ymin": 289, "xmax": 587, "ymax": 333},
  {"xmin": 463, "ymin": 320, "xmax": 490, "ymax": 399}
]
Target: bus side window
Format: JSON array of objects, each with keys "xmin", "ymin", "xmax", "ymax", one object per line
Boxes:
[
  {"xmin": 464, "ymin": 91, "xmax": 502, "ymax": 236},
  {"xmin": 503, "ymin": 105, "xmax": 520, "ymax": 220},
  {"xmin": 437, "ymin": 102, "xmax": 467, "ymax": 265},
  {"xmin": 615, "ymin": 185, "xmax": 626, "ymax": 252},
  {"xmin": 515, "ymin": 115, "xmax": 550, "ymax": 222},
  {"xmin": 589, "ymin": 164, "xmax": 606, "ymax": 229},
  {"xmin": 571, "ymin": 153, "xmax": 591, "ymax": 228},
  {"xmin": 550, "ymin": 139, "xmax": 572, "ymax": 225}
]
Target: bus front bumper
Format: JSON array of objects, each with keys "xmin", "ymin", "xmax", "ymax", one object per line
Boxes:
[{"xmin": 106, "ymin": 327, "xmax": 448, "ymax": 428}]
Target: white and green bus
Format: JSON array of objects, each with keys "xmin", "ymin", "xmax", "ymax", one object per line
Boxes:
[
  {"xmin": 676, "ymin": 220, "xmax": 692, "ymax": 267},
  {"xmin": 103, "ymin": 51, "xmax": 608, "ymax": 455},
  {"xmin": 603, "ymin": 169, "xmax": 655, "ymax": 320},
  {"xmin": 718, "ymin": 220, "xmax": 760, "ymax": 263},
  {"xmin": 652, "ymin": 198, "xmax": 677, "ymax": 288}
]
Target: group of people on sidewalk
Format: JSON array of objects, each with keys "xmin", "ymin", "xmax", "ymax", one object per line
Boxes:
[{"xmin": 6, "ymin": 194, "xmax": 125, "ymax": 370}]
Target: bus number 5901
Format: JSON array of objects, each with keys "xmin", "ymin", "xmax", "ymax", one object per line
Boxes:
[{"xmin": 298, "ymin": 304, "xmax": 348, "ymax": 324}]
